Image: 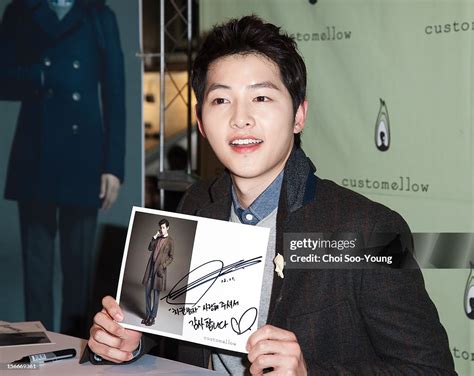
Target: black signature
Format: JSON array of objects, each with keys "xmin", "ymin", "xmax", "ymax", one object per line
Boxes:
[{"xmin": 162, "ymin": 257, "xmax": 262, "ymax": 306}]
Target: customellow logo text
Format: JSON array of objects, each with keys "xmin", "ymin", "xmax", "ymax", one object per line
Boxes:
[
  {"xmin": 289, "ymin": 26, "xmax": 351, "ymax": 42},
  {"xmin": 425, "ymin": 21, "xmax": 474, "ymax": 35},
  {"xmin": 341, "ymin": 176, "xmax": 429, "ymax": 193}
]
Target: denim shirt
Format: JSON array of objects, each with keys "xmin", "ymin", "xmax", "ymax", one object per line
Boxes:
[{"xmin": 231, "ymin": 171, "xmax": 284, "ymax": 225}]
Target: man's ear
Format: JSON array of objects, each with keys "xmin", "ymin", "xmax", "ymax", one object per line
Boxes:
[
  {"xmin": 293, "ymin": 99, "xmax": 308, "ymax": 134},
  {"xmin": 195, "ymin": 104, "xmax": 206, "ymax": 138}
]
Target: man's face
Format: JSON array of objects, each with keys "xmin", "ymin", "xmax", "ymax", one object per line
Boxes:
[
  {"xmin": 160, "ymin": 224, "xmax": 169, "ymax": 237},
  {"xmin": 197, "ymin": 53, "xmax": 306, "ymax": 186}
]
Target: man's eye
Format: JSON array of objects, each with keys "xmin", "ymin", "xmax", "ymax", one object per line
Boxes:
[
  {"xmin": 212, "ymin": 98, "xmax": 228, "ymax": 105},
  {"xmin": 254, "ymin": 96, "xmax": 269, "ymax": 102}
]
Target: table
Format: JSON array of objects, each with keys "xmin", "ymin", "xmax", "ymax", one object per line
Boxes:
[{"xmin": 0, "ymin": 331, "xmax": 223, "ymax": 375}]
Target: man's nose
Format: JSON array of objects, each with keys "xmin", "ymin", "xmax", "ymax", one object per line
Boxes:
[{"xmin": 230, "ymin": 101, "xmax": 255, "ymax": 129}]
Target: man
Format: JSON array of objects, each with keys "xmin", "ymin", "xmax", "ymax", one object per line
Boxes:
[
  {"xmin": 84, "ymin": 16, "xmax": 455, "ymax": 374},
  {"xmin": 141, "ymin": 219, "xmax": 174, "ymax": 327},
  {"xmin": 0, "ymin": 0, "xmax": 125, "ymax": 337}
]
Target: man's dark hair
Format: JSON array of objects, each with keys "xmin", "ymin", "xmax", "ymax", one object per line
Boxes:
[
  {"xmin": 158, "ymin": 218, "xmax": 170, "ymax": 228},
  {"xmin": 192, "ymin": 15, "xmax": 307, "ymax": 148}
]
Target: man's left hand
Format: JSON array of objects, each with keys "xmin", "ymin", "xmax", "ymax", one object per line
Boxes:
[
  {"xmin": 247, "ymin": 324, "xmax": 307, "ymax": 375},
  {"xmin": 100, "ymin": 174, "xmax": 121, "ymax": 210}
]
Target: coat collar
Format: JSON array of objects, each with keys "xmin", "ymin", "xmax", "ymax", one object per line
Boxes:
[
  {"xmin": 194, "ymin": 171, "xmax": 232, "ymax": 221},
  {"xmin": 23, "ymin": 0, "xmax": 87, "ymax": 40},
  {"xmin": 280, "ymin": 146, "xmax": 317, "ymax": 213}
]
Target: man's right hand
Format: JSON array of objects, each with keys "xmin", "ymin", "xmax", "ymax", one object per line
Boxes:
[{"xmin": 88, "ymin": 296, "xmax": 142, "ymax": 363}]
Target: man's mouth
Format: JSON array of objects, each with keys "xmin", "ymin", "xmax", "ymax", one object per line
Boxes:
[{"xmin": 229, "ymin": 138, "xmax": 263, "ymax": 146}]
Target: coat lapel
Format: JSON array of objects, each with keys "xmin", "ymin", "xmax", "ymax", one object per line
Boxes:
[
  {"xmin": 267, "ymin": 147, "xmax": 318, "ymax": 324},
  {"xmin": 23, "ymin": 0, "xmax": 86, "ymax": 40},
  {"xmin": 197, "ymin": 173, "xmax": 232, "ymax": 221},
  {"xmin": 55, "ymin": 1, "xmax": 87, "ymax": 38}
]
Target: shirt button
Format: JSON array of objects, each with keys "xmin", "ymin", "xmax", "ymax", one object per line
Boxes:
[
  {"xmin": 72, "ymin": 92, "xmax": 81, "ymax": 101},
  {"xmin": 43, "ymin": 57, "xmax": 51, "ymax": 67},
  {"xmin": 72, "ymin": 60, "xmax": 80, "ymax": 69},
  {"xmin": 72, "ymin": 124, "xmax": 79, "ymax": 134},
  {"xmin": 245, "ymin": 213, "xmax": 253, "ymax": 221}
]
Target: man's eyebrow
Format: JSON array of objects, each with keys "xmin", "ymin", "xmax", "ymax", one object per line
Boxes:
[
  {"xmin": 249, "ymin": 81, "xmax": 281, "ymax": 90},
  {"xmin": 206, "ymin": 83, "xmax": 231, "ymax": 95},
  {"xmin": 205, "ymin": 81, "xmax": 281, "ymax": 96}
]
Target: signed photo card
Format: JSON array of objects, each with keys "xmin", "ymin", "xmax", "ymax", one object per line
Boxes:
[{"xmin": 116, "ymin": 207, "xmax": 270, "ymax": 353}]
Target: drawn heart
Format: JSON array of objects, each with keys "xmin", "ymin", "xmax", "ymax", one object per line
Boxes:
[{"xmin": 231, "ymin": 307, "xmax": 258, "ymax": 335}]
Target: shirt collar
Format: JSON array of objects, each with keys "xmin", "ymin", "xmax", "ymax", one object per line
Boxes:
[
  {"xmin": 231, "ymin": 171, "xmax": 284, "ymax": 225},
  {"xmin": 49, "ymin": 0, "xmax": 75, "ymax": 6}
]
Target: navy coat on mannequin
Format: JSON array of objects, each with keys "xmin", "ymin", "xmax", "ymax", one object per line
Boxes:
[
  {"xmin": 0, "ymin": 0, "xmax": 125, "ymax": 336},
  {"xmin": 0, "ymin": 0, "xmax": 125, "ymax": 207}
]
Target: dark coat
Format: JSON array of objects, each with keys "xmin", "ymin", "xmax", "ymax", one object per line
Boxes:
[
  {"xmin": 142, "ymin": 236, "xmax": 174, "ymax": 291},
  {"xmin": 150, "ymin": 148, "xmax": 455, "ymax": 375},
  {"xmin": 86, "ymin": 147, "xmax": 455, "ymax": 374},
  {"xmin": 0, "ymin": 0, "xmax": 125, "ymax": 207}
]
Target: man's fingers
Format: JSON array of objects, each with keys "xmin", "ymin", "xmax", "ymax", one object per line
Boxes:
[
  {"xmin": 247, "ymin": 326, "xmax": 305, "ymax": 375},
  {"xmin": 87, "ymin": 295, "xmax": 142, "ymax": 364},
  {"xmin": 247, "ymin": 324, "xmax": 297, "ymax": 350},
  {"xmin": 88, "ymin": 335, "xmax": 133, "ymax": 363},
  {"xmin": 249, "ymin": 353, "xmax": 300, "ymax": 375},
  {"xmin": 247, "ymin": 339, "xmax": 301, "ymax": 362},
  {"xmin": 102, "ymin": 296, "xmax": 124, "ymax": 321},
  {"xmin": 120, "ymin": 330, "xmax": 143, "ymax": 353},
  {"xmin": 90, "ymin": 324, "xmax": 123, "ymax": 349},
  {"xmin": 93, "ymin": 311, "xmax": 127, "ymax": 339}
]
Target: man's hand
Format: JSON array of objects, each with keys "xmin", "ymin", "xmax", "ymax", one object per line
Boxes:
[
  {"xmin": 247, "ymin": 324, "xmax": 307, "ymax": 375},
  {"xmin": 100, "ymin": 174, "xmax": 121, "ymax": 210},
  {"xmin": 88, "ymin": 296, "xmax": 142, "ymax": 363}
]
